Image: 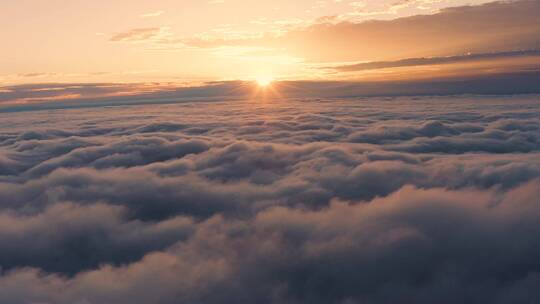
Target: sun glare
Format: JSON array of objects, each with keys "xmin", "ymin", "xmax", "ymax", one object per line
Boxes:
[{"xmin": 256, "ymin": 76, "xmax": 274, "ymax": 87}]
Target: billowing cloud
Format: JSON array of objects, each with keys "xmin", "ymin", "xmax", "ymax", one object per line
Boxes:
[{"xmin": 0, "ymin": 95, "xmax": 540, "ymax": 302}]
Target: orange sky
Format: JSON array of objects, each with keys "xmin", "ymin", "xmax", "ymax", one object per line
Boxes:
[{"xmin": 5, "ymin": 0, "xmax": 538, "ymax": 85}]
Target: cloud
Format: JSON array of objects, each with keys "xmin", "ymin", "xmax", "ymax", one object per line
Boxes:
[
  {"xmin": 0, "ymin": 202, "xmax": 194, "ymax": 274},
  {"xmin": 326, "ymin": 49, "xmax": 540, "ymax": 72},
  {"xmin": 110, "ymin": 28, "xmax": 164, "ymax": 42},
  {"xmin": 2, "ymin": 70, "xmax": 540, "ymax": 111},
  {"xmin": 0, "ymin": 82, "xmax": 253, "ymax": 109},
  {"xmin": 182, "ymin": 0, "xmax": 540, "ymax": 62},
  {"xmin": 0, "ymin": 94, "xmax": 539, "ymax": 302},
  {"xmin": 1, "ymin": 182, "xmax": 540, "ymax": 303},
  {"xmin": 140, "ymin": 11, "xmax": 164, "ymax": 18}
]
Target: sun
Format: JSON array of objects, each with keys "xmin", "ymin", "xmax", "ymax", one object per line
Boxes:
[
  {"xmin": 256, "ymin": 76, "xmax": 274, "ymax": 87},
  {"xmin": 251, "ymin": 75, "xmax": 280, "ymax": 99}
]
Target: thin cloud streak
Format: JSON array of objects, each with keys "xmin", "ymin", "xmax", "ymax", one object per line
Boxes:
[{"xmin": 325, "ymin": 49, "xmax": 540, "ymax": 72}]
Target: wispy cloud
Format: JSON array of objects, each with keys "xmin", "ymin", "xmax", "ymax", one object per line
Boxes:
[
  {"xmin": 140, "ymin": 10, "xmax": 164, "ymax": 18},
  {"xmin": 110, "ymin": 28, "xmax": 165, "ymax": 42}
]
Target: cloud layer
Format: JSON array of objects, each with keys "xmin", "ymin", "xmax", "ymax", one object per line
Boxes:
[
  {"xmin": 3, "ymin": 71, "xmax": 540, "ymax": 110},
  {"xmin": 1, "ymin": 95, "xmax": 540, "ymax": 303}
]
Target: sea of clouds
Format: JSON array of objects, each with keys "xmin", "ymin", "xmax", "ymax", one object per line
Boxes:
[{"xmin": 1, "ymin": 95, "xmax": 540, "ymax": 303}]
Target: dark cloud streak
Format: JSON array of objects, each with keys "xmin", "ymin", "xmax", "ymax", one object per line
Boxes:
[{"xmin": 327, "ymin": 49, "xmax": 540, "ymax": 72}]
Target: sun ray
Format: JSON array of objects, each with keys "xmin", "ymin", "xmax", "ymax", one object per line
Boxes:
[{"xmin": 256, "ymin": 76, "xmax": 274, "ymax": 87}]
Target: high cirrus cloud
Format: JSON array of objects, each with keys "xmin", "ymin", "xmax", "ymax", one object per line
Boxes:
[{"xmin": 0, "ymin": 96, "xmax": 539, "ymax": 303}]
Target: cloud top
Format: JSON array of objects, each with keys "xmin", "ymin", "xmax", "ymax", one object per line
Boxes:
[{"xmin": 0, "ymin": 95, "xmax": 539, "ymax": 302}]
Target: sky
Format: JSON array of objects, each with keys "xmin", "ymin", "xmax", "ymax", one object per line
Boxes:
[{"xmin": 2, "ymin": 0, "xmax": 539, "ymax": 87}]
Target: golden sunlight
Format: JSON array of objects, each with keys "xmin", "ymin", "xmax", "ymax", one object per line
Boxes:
[{"xmin": 256, "ymin": 76, "xmax": 274, "ymax": 87}]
